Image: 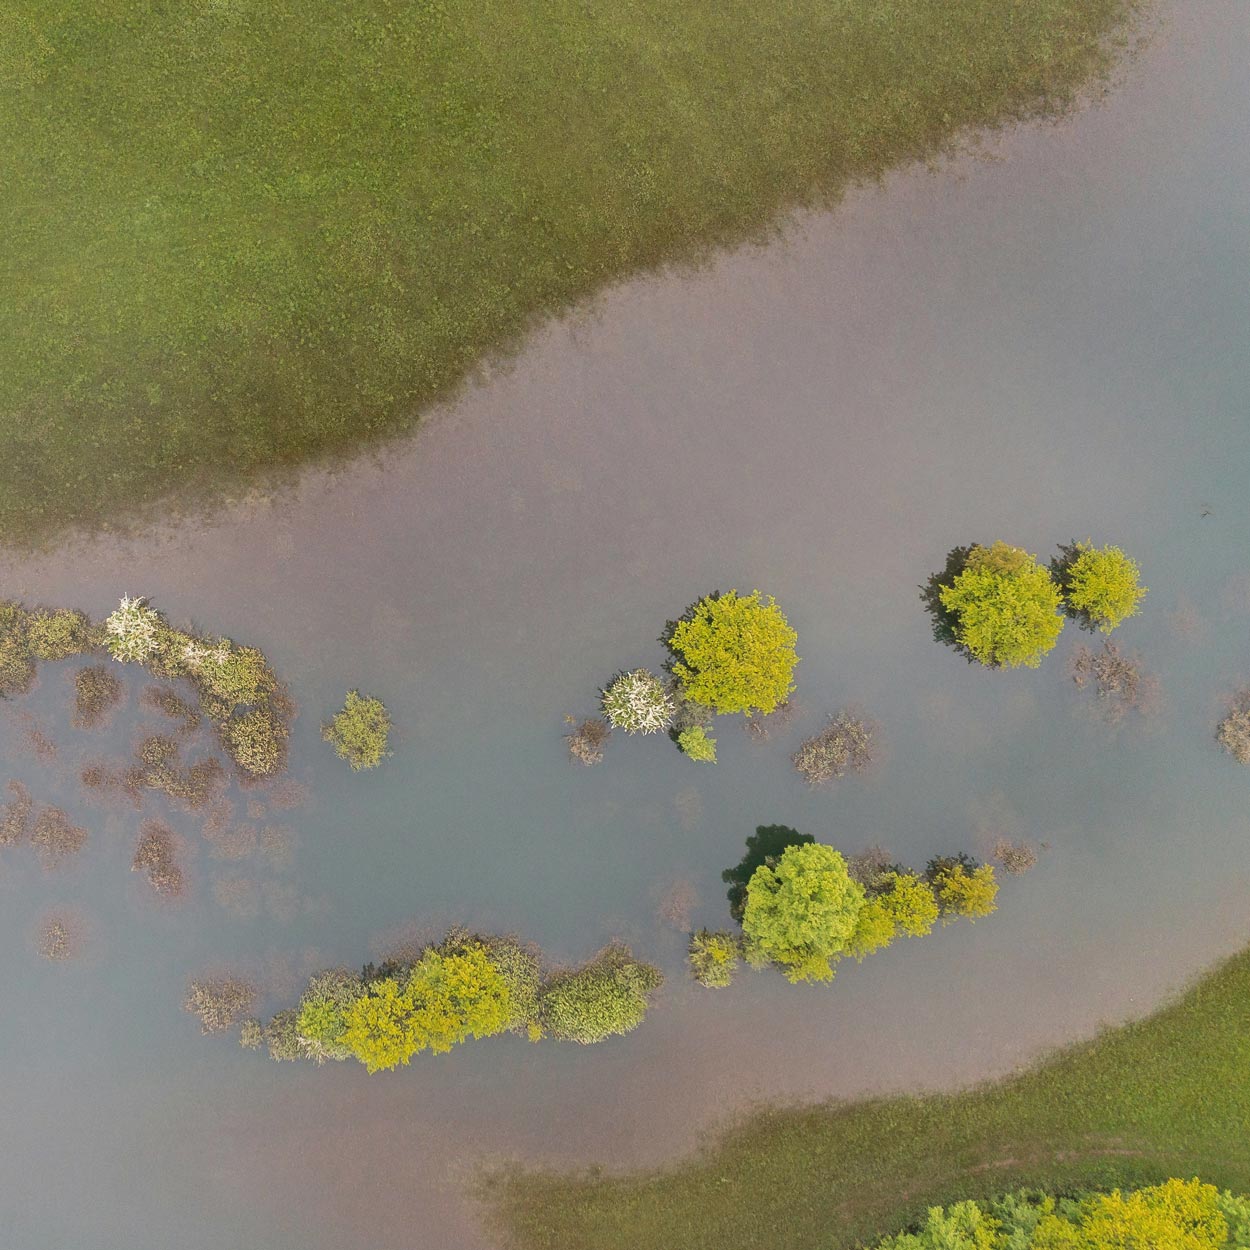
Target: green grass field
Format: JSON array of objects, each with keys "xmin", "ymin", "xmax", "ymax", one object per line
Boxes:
[
  {"xmin": 2, "ymin": 0, "xmax": 1138, "ymax": 546},
  {"xmin": 483, "ymin": 945, "xmax": 1250, "ymax": 1249}
]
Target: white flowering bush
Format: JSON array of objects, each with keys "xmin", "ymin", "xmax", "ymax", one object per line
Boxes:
[
  {"xmin": 104, "ymin": 595, "xmax": 162, "ymax": 663},
  {"xmin": 601, "ymin": 669, "xmax": 674, "ymax": 735}
]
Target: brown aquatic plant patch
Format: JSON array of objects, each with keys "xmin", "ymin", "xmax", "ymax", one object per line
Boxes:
[
  {"xmin": 20, "ymin": 715, "xmax": 58, "ymax": 761},
  {"xmin": 792, "ymin": 712, "xmax": 877, "ymax": 786},
  {"xmin": 0, "ymin": 779, "xmax": 33, "ymax": 846},
  {"xmin": 261, "ymin": 777, "xmax": 310, "ymax": 810},
  {"xmin": 73, "ymin": 665, "xmax": 124, "ymax": 729},
  {"xmin": 140, "ymin": 684, "xmax": 201, "ymax": 734},
  {"xmin": 1217, "ymin": 688, "xmax": 1250, "ymax": 765},
  {"xmin": 991, "ymin": 837, "xmax": 1039, "ymax": 876},
  {"xmin": 31, "ymin": 806, "xmax": 87, "ymax": 868},
  {"xmin": 565, "ymin": 716, "xmax": 611, "ymax": 766},
  {"xmin": 36, "ymin": 913, "xmax": 84, "ymax": 961},
  {"xmin": 743, "ymin": 699, "xmax": 796, "ymax": 743},
  {"xmin": 208, "ymin": 822, "xmax": 258, "ymax": 862},
  {"xmin": 259, "ymin": 824, "xmax": 296, "ymax": 871},
  {"xmin": 132, "ymin": 820, "xmax": 185, "ymax": 896},
  {"xmin": 847, "ymin": 845, "xmax": 896, "ymax": 889},
  {"xmin": 657, "ymin": 879, "xmax": 698, "ymax": 931},
  {"xmin": 1068, "ymin": 641, "xmax": 1160, "ymax": 726},
  {"xmin": 213, "ymin": 875, "xmax": 261, "ymax": 920},
  {"xmin": 184, "ymin": 977, "xmax": 257, "ymax": 1034}
]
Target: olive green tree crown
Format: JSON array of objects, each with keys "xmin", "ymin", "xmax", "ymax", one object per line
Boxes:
[{"xmin": 1052, "ymin": 540, "xmax": 1147, "ymax": 633}]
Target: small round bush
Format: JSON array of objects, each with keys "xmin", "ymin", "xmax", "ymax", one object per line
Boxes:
[
  {"xmin": 688, "ymin": 930, "xmax": 739, "ymax": 987},
  {"xmin": 193, "ymin": 642, "xmax": 278, "ymax": 712},
  {"xmin": 667, "ymin": 590, "xmax": 798, "ymax": 715},
  {"xmin": 601, "ymin": 669, "xmax": 674, "ymax": 735},
  {"xmin": 937, "ymin": 543, "xmax": 1064, "ymax": 669},
  {"xmin": 1217, "ymin": 691, "xmax": 1250, "ymax": 765},
  {"xmin": 1053, "ymin": 541, "xmax": 1147, "ymax": 633},
  {"xmin": 322, "ymin": 690, "xmax": 392, "ymax": 770},
  {"xmin": 27, "ymin": 608, "xmax": 92, "ymax": 660},
  {"xmin": 677, "ymin": 725, "xmax": 717, "ymax": 762},
  {"xmin": 927, "ymin": 856, "xmax": 999, "ymax": 922},
  {"xmin": 540, "ymin": 944, "xmax": 663, "ymax": 1044},
  {"xmin": 219, "ymin": 708, "xmax": 288, "ymax": 776},
  {"xmin": 184, "ymin": 977, "xmax": 256, "ymax": 1034}
]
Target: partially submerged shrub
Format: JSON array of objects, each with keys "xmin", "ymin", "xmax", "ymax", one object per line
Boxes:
[
  {"xmin": 219, "ymin": 709, "xmax": 288, "ymax": 776},
  {"xmin": 933, "ymin": 543, "xmax": 1064, "ymax": 669},
  {"xmin": 676, "ymin": 725, "xmax": 717, "ymax": 762},
  {"xmin": 927, "ymin": 855, "xmax": 999, "ymax": 922},
  {"xmin": 104, "ymin": 595, "xmax": 163, "ymax": 663},
  {"xmin": 238, "ymin": 1019, "xmax": 264, "ymax": 1050},
  {"xmin": 667, "ymin": 589, "xmax": 798, "ymax": 715},
  {"xmin": 132, "ymin": 821, "xmax": 184, "ymax": 895},
  {"xmin": 36, "ymin": 914, "xmax": 82, "ymax": 961},
  {"xmin": 1069, "ymin": 641, "xmax": 1159, "ymax": 724},
  {"xmin": 190, "ymin": 643, "xmax": 277, "ymax": 716},
  {"xmin": 27, "ymin": 608, "xmax": 92, "ymax": 660},
  {"xmin": 31, "ymin": 806, "xmax": 87, "ymax": 868},
  {"xmin": 295, "ymin": 969, "xmax": 364, "ymax": 1063},
  {"xmin": 264, "ymin": 1009, "xmax": 302, "ymax": 1061},
  {"xmin": 1052, "ymin": 541, "xmax": 1147, "ymax": 633},
  {"xmin": 477, "ymin": 933, "xmax": 543, "ymax": 1034},
  {"xmin": 0, "ymin": 601, "xmax": 35, "ymax": 696},
  {"xmin": 540, "ymin": 943, "xmax": 663, "ymax": 1044},
  {"xmin": 0, "ymin": 779, "xmax": 32, "ymax": 845},
  {"xmin": 689, "ymin": 930, "xmax": 739, "ymax": 988},
  {"xmin": 992, "ymin": 837, "xmax": 1039, "ymax": 876},
  {"xmin": 322, "ymin": 690, "xmax": 391, "ymax": 771},
  {"xmin": 741, "ymin": 842, "xmax": 865, "ymax": 983},
  {"xmin": 73, "ymin": 664, "xmax": 124, "ymax": 729},
  {"xmin": 601, "ymin": 669, "xmax": 674, "ymax": 734},
  {"xmin": 184, "ymin": 977, "xmax": 257, "ymax": 1034},
  {"xmin": 792, "ymin": 712, "xmax": 875, "ymax": 785},
  {"xmin": 141, "ymin": 684, "xmax": 201, "ymax": 734},
  {"xmin": 1218, "ymin": 690, "xmax": 1250, "ymax": 765},
  {"xmin": 565, "ymin": 716, "xmax": 610, "ymax": 765}
]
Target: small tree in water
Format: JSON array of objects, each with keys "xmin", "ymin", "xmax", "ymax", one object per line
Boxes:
[
  {"xmin": 1052, "ymin": 540, "xmax": 1147, "ymax": 633},
  {"xmin": 792, "ymin": 712, "xmax": 875, "ymax": 785},
  {"xmin": 930, "ymin": 543, "xmax": 1064, "ymax": 669},
  {"xmin": 322, "ymin": 690, "xmax": 392, "ymax": 771}
]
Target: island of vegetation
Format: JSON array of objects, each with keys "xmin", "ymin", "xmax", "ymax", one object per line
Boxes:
[
  {"xmin": 207, "ymin": 928, "xmax": 663, "ymax": 1072},
  {"xmin": 695, "ymin": 826, "xmax": 998, "ymax": 987},
  {"xmin": 322, "ymin": 690, "xmax": 392, "ymax": 771},
  {"xmin": 485, "ymin": 944, "xmax": 1250, "ymax": 1250}
]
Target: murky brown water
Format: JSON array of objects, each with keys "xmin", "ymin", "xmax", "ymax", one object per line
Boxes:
[{"xmin": 2, "ymin": 4, "xmax": 1249, "ymax": 1247}]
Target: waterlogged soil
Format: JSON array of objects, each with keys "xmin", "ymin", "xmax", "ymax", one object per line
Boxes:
[{"xmin": 1, "ymin": 5, "xmax": 1249, "ymax": 1249}]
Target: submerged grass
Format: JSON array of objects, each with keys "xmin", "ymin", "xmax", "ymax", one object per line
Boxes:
[
  {"xmin": 484, "ymin": 945, "xmax": 1250, "ymax": 1249},
  {"xmin": 2, "ymin": 0, "xmax": 1140, "ymax": 546}
]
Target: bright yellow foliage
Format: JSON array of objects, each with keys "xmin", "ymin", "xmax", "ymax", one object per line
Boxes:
[
  {"xmin": 935, "ymin": 863, "xmax": 999, "ymax": 923},
  {"xmin": 669, "ymin": 590, "xmax": 798, "ymax": 715},
  {"xmin": 878, "ymin": 872, "xmax": 940, "ymax": 937},
  {"xmin": 1031, "ymin": 1179, "xmax": 1225, "ymax": 1249}
]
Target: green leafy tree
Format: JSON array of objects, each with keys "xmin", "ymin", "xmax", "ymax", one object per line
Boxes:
[
  {"xmin": 741, "ymin": 842, "xmax": 865, "ymax": 983},
  {"xmin": 667, "ymin": 590, "xmax": 798, "ymax": 715},
  {"xmin": 937, "ymin": 543, "xmax": 1064, "ymax": 669},
  {"xmin": 340, "ymin": 976, "xmax": 421, "ymax": 1073},
  {"xmin": 322, "ymin": 690, "xmax": 392, "ymax": 770},
  {"xmin": 406, "ymin": 942, "xmax": 512, "ymax": 1055},
  {"xmin": 540, "ymin": 944, "xmax": 662, "ymax": 1044},
  {"xmin": 676, "ymin": 725, "xmax": 717, "ymax": 762},
  {"xmin": 878, "ymin": 871, "xmax": 940, "ymax": 937},
  {"xmin": 294, "ymin": 969, "xmax": 364, "ymax": 1063},
  {"xmin": 1052, "ymin": 541, "xmax": 1147, "ymax": 633},
  {"xmin": 878, "ymin": 1200, "xmax": 1002, "ymax": 1250}
]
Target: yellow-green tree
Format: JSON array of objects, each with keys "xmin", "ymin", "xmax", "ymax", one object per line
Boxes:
[
  {"xmin": 1053, "ymin": 541, "xmax": 1147, "ymax": 634},
  {"xmin": 1031, "ymin": 1178, "xmax": 1225, "ymax": 1249},
  {"xmin": 938, "ymin": 543, "xmax": 1064, "ymax": 669},
  {"xmin": 741, "ymin": 842, "xmax": 865, "ymax": 982},
  {"xmin": 930, "ymin": 860, "xmax": 999, "ymax": 922},
  {"xmin": 668, "ymin": 590, "xmax": 798, "ymax": 715}
]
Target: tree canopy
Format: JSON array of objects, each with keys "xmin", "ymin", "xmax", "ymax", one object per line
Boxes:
[
  {"xmin": 741, "ymin": 842, "xmax": 865, "ymax": 983},
  {"xmin": 1052, "ymin": 541, "xmax": 1147, "ymax": 633},
  {"xmin": 539, "ymin": 944, "xmax": 663, "ymax": 1044},
  {"xmin": 667, "ymin": 590, "xmax": 798, "ymax": 715},
  {"xmin": 938, "ymin": 542, "xmax": 1064, "ymax": 669}
]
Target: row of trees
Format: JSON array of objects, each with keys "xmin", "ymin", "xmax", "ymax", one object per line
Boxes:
[
  {"xmin": 924, "ymin": 541, "xmax": 1146, "ymax": 670},
  {"xmin": 869, "ymin": 1179, "xmax": 1248, "ymax": 1248},
  {"xmin": 223, "ymin": 929, "xmax": 664, "ymax": 1071},
  {"xmin": 690, "ymin": 826, "xmax": 999, "ymax": 986}
]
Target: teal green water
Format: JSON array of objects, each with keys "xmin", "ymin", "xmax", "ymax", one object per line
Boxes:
[{"xmin": 1, "ymin": 4, "xmax": 1249, "ymax": 1247}]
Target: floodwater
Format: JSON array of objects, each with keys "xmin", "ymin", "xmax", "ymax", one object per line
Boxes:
[{"xmin": 2, "ymin": 3, "xmax": 1249, "ymax": 1247}]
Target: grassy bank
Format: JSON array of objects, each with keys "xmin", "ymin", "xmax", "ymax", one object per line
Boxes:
[
  {"xmin": 483, "ymin": 945, "xmax": 1250, "ymax": 1249},
  {"xmin": 2, "ymin": 0, "xmax": 1140, "ymax": 546}
]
